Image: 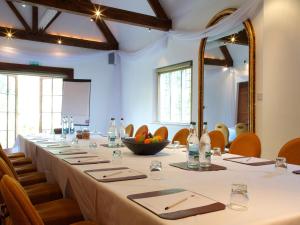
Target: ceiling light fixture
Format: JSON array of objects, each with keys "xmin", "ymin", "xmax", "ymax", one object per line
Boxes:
[
  {"xmin": 5, "ymin": 30, "xmax": 14, "ymax": 39},
  {"xmin": 94, "ymin": 6, "xmax": 102, "ymax": 20},
  {"xmin": 57, "ymin": 39, "xmax": 62, "ymax": 44},
  {"xmin": 90, "ymin": 18, "xmax": 94, "ymax": 22},
  {"xmin": 230, "ymin": 35, "xmax": 236, "ymax": 43},
  {"xmin": 22, "ymin": 4, "xmax": 26, "ymax": 8}
]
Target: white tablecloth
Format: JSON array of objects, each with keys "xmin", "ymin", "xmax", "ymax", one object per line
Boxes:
[{"xmin": 17, "ymin": 135, "xmax": 300, "ymax": 225}]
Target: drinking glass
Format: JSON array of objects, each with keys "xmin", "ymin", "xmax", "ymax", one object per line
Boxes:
[
  {"xmin": 89, "ymin": 141, "xmax": 98, "ymax": 149},
  {"xmin": 173, "ymin": 141, "xmax": 180, "ymax": 148},
  {"xmin": 112, "ymin": 149, "xmax": 122, "ymax": 164},
  {"xmin": 275, "ymin": 157, "xmax": 287, "ymax": 171},
  {"xmin": 211, "ymin": 147, "xmax": 222, "ymax": 160},
  {"xmin": 228, "ymin": 184, "xmax": 249, "ymax": 211},
  {"xmin": 149, "ymin": 160, "xmax": 162, "ymax": 180}
]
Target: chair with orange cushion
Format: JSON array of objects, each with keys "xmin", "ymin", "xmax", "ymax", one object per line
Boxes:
[
  {"xmin": 0, "ymin": 146, "xmax": 36, "ymax": 175},
  {"xmin": 0, "ymin": 144, "xmax": 32, "ymax": 168},
  {"xmin": 229, "ymin": 133, "xmax": 261, "ymax": 157},
  {"xmin": 135, "ymin": 125, "xmax": 148, "ymax": 137},
  {"xmin": 215, "ymin": 123, "xmax": 229, "ymax": 146},
  {"xmin": 125, "ymin": 124, "xmax": 134, "ymax": 137},
  {"xmin": 278, "ymin": 138, "xmax": 300, "ymax": 165},
  {"xmin": 154, "ymin": 127, "xmax": 168, "ymax": 140},
  {"xmin": 172, "ymin": 128, "xmax": 190, "ymax": 146},
  {"xmin": 208, "ymin": 130, "xmax": 226, "ymax": 153},
  {"xmin": 235, "ymin": 123, "xmax": 248, "ymax": 137},
  {"xmin": 0, "ymin": 175, "xmax": 98, "ymax": 225},
  {"xmin": 0, "ymin": 158, "xmax": 62, "ymax": 205}
]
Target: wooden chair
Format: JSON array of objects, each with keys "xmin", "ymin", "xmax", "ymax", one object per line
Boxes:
[
  {"xmin": 154, "ymin": 126, "xmax": 168, "ymax": 140},
  {"xmin": 208, "ymin": 130, "xmax": 225, "ymax": 153},
  {"xmin": 278, "ymin": 138, "xmax": 300, "ymax": 165},
  {"xmin": 172, "ymin": 128, "xmax": 190, "ymax": 146},
  {"xmin": 229, "ymin": 133, "xmax": 261, "ymax": 157},
  {"xmin": 125, "ymin": 124, "xmax": 134, "ymax": 137},
  {"xmin": 0, "ymin": 158, "xmax": 62, "ymax": 205},
  {"xmin": 215, "ymin": 123, "xmax": 229, "ymax": 146},
  {"xmin": 0, "ymin": 144, "xmax": 30, "ymax": 167},
  {"xmin": 235, "ymin": 123, "xmax": 248, "ymax": 137},
  {"xmin": 0, "ymin": 175, "xmax": 97, "ymax": 225},
  {"xmin": 134, "ymin": 125, "xmax": 148, "ymax": 137}
]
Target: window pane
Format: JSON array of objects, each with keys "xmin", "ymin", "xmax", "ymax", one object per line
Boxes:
[
  {"xmin": 8, "ymin": 113, "xmax": 15, "ymax": 131},
  {"xmin": 170, "ymin": 71, "xmax": 182, "ymax": 122},
  {"xmin": 8, "ymin": 76, "xmax": 15, "ymax": 95},
  {"xmin": 0, "ymin": 94, "xmax": 7, "ymax": 112},
  {"xmin": 8, "ymin": 131, "xmax": 15, "ymax": 148},
  {"xmin": 42, "ymin": 96, "xmax": 52, "ymax": 112},
  {"xmin": 8, "ymin": 95, "xmax": 15, "ymax": 112},
  {"xmin": 42, "ymin": 113, "xmax": 52, "ymax": 130},
  {"xmin": 0, "ymin": 131, "xmax": 7, "ymax": 149},
  {"xmin": 42, "ymin": 79, "xmax": 52, "ymax": 95},
  {"xmin": 159, "ymin": 73, "xmax": 171, "ymax": 122},
  {"xmin": 53, "ymin": 113, "xmax": 61, "ymax": 129},
  {"xmin": 53, "ymin": 96, "xmax": 62, "ymax": 112},
  {"xmin": 0, "ymin": 113, "xmax": 7, "ymax": 130},
  {"xmin": 53, "ymin": 79, "xmax": 63, "ymax": 95},
  {"xmin": 0, "ymin": 75, "xmax": 7, "ymax": 94}
]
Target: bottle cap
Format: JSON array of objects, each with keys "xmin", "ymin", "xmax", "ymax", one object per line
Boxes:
[
  {"xmin": 203, "ymin": 122, "xmax": 208, "ymax": 125},
  {"xmin": 121, "ymin": 118, "xmax": 124, "ymax": 120},
  {"xmin": 111, "ymin": 117, "xmax": 115, "ymax": 120},
  {"xmin": 190, "ymin": 121, "xmax": 196, "ymax": 125}
]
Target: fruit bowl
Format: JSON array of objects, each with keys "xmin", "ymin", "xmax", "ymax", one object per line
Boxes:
[{"xmin": 122, "ymin": 138, "xmax": 170, "ymax": 155}]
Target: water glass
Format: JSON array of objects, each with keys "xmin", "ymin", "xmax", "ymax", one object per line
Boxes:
[
  {"xmin": 89, "ymin": 141, "xmax": 98, "ymax": 149},
  {"xmin": 112, "ymin": 149, "xmax": 122, "ymax": 164},
  {"xmin": 173, "ymin": 141, "xmax": 180, "ymax": 148},
  {"xmin": 229, "ymin": 184, "xmax": 249, "ymax": 211},
  {"xmin": 212, "ymin": 147, "xmax": 222, "ymax": 157},
  {"xmin": 275, "ymin": 157, "xmax": 287, "ymax": 171},
  {"xmin": 149, "ymin": 160, "xmax": 163, "ymax": 180}
]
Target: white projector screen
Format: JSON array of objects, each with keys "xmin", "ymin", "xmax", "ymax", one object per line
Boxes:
[{"xmin": 61, "ymin": 79, "xmax": 91, "ymax": 126}]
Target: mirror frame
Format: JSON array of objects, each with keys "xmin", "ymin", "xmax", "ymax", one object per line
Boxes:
[{"xmin": 198, "ymin": 8, "xmax": 256, "ymax": 135}]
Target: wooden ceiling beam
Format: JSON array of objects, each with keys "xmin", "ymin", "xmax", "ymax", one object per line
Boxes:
[
  {"xmin": 42, "ymin": 11, "xmax": 61, "ymax": 32},
  {"xmin": 9, "ymin": 0, "xmax": 172, "ymax": 31},
  {"xmin": 94, "ymin": 19, "xmax": 119, "ymax": 50},
  {"xmin": 0, "ymin": 26, "xmax": 116, "ymax": 50},
  {"xmin": 219, "ymin": 45, "xmax": 233, "ymax": 67},
  {"xmin": 32, "ymin": 6, "xmax": 38, "ymax": 33},
  {"xmin": 147, "ymin": 0, "xmax": 169, "ymax": 19},
  {"xmin": 5, "ymin": 1, "xmax": 31, "ymax": 32},
  {"xmin": 220, "ymin": 29, "xmax": 248, "ymax": 46},
  {"xmin": 204, "ymin": 58, "xmax": 229, "ymax": 67}
]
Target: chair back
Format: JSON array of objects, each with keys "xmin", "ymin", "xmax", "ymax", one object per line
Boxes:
[
  {"xmin": 125, "ymin": 124, "xmax": 134, "ymax": 137},
  {"xmin": 208, "ymin": 130, "xmax": 225, "ymax": 153},
  {"xmin": 215, "ymin": 123, "xmax": 229, "ymax": 145},
  {"xmin": 229, "ymin": 133, "xmax": 261, "ymax": 157},
  {"xmin": 0, "ymin": 175, "xmax": 44, "ymax": 225},
  {"xmin": 0, "ymin": 146, "xmax": 19, "ymax": 179},
  {"xmin": 235, "ymin": 123, "xmax": 248, "ymax": 137},
  {"xmin": 0, "ymin": 158, "xmax": 18, "ymax": 181},
  {"xmin": 278, "ymin": 138, "xmax": 300, "ymax": 165},
  {"xmin": 154, "ymin": 127, "xmax": 168, "ymax": 140},
  {"xmin": 135, "ymin": 125, "xmax": 148, "ymax": 137},
  {"xmin": 172, "ymin": 128, "xmax": 190, "ymax": 145}
]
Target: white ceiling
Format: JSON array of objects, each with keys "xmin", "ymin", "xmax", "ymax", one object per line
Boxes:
[{"xmin": 0, "ymin": 0, "xmax": 248, "ymax": 58}]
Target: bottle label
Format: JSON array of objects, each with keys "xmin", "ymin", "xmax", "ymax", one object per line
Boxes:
[{"xmin": 188, "ymin": 144, "xmax": 199, "ymax": 160}]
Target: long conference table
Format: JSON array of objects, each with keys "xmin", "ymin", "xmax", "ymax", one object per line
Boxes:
[{"xmin": 16, "ymin": 134, "xmax": 300, "ymax": 225}]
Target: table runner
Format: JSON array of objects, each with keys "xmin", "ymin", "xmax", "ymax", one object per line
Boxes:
[{"xmin": 17, "ymin": 134, "xmax": 300, "ymax": 225}]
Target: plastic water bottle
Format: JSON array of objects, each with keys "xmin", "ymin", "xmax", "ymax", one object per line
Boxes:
[
  {"xmin": 107, "ymin": 118, "xmax": 117, "ymax": 147},
  {"xmin": 187, "ymin": 122, "xmax": 200, "ymax": 169},
  {"xmin": 199, "ymin": 122, "xmax": 212, "ymax": 168},
  {"xmin": 69, "ymin": 115, "xmax": 75, "ymax": 134},
  {"xmin": 62, "ymin": 116, "xmax": 69, "ymax": 135},
  {"xmin": 119, "ymin": 118, "xmax": 127, "ymax": 139}
]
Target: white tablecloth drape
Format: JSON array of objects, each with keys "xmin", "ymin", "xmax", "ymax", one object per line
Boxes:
[{"xmin": 17, "ymin": 135, "xmax": 300, "ymax": 225}]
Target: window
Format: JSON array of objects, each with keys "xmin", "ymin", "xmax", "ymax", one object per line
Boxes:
[
  {"xmin": 0, "ymin": 73, "xmax": 64, "ymax": 148},
  {"xmin": 157, "ymin": 61, "xmax": 192, "ymax": 123}
]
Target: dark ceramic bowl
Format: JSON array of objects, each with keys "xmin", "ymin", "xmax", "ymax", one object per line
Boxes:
[{"xmin": 122, "ymin": 138, "xmax": 170, "ymax": 155}]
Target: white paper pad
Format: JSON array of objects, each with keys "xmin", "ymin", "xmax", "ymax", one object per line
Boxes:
[
  {"xmin": 135, "ymin": 190, "xmax": 216, "ymax": 214},
  {"xmin": 45, "ymin": 144, "xmax": 71, "ymax": 148},
  {"xmin": 64, "ymin": 156, "xmax": 108, "ymax": 164},
  {"xmin": 225, "ymin": 157, "xmax": 272, "ymax": 164},
  {"xmin": 86, "ymin": 168, "xmax": 144, "ymax": 181},
  {"xmin": 166, "ymin": 144, "xmax": 186, "ymax": 149},
  {"xmin": 49, "ymin": 149, "xmax": 87, "ymax": 155}
]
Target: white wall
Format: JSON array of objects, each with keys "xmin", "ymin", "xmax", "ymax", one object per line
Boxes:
[{"xmin": 0, "ymin": 51, "xmax": 119, "ymax": 134}]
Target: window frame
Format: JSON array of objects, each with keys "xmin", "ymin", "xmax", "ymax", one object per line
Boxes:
[{"xmin": 156, "ymin": 61, "xmax": 193, "ymax": 124}]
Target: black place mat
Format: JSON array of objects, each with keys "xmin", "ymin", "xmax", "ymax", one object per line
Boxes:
[
  {"xmin": 84, "ymin": 167, "xmax": 147, "ymax": 182},
  {"xmin": 223, "ymin": 157, "xmax": 275, "ymax": 166},
  {"xmin": 169, "ymin": 162, "xmax": 226, "ymax": 171},
  {"xmin": 128, "ymin": 188, "xmax": 226, "ymax": 220}
]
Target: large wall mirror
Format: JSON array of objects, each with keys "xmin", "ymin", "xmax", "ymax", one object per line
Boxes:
[{"xmin": 198, "ymin": 8, "xmax": 255, "ymax": 144}]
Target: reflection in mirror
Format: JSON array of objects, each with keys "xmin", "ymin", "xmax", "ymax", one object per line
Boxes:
[{"xmin": 203, "ymin": 24, "xmax": 249, "ymax": 144}]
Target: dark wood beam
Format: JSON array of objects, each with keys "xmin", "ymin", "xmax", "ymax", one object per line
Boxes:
[
  {"xmin": 0, "ymin": 62, "xmax": 74, "ymax": 78},
  {"xmin": 220, "ymin": 29, "xmax": 248, "ymax": 46},
  {"xmin": 219, "ymin": 45, "xmax": 233, "ymax": 67},
  {"xmin": 42, "ymin": 11, "xmax": 61, "ymax": 32},
  {"xmin": 0, "ymin": 26, "xmax": 117, "ymax": 50},
  {"xmin": 94, "ymin": 19, "xmax": 119, "ymax": 50},
  {"xmin": 5, "ymin": 1, "xmax": 31, "ymax": 32},
  {"xmin": 9, "ymin": 0, "xmax": 172, "ymax": 31},
  {"xmin": 147, "ymin": 0, "xmax": 169, "ymax": 19},
  {"xmin": 32, "ymin": 6, "xmax": 38, "ymax": 33},
  {"xmin": 204, "ymin": 58, "xmax": 229, "ymax": 67}
]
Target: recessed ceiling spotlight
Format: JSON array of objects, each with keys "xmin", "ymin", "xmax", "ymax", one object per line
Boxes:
[
  {"xmin": 94, "ymin": 7, "xmax": 102, "ymax": 19},
  {"xmin": 230, "ymin": 35, "xmax": 236, "ymax": 43},
  {"xmin": 57, "ymin": 39, "xmax": 62, "ymax": 44},
  {"xmin": 5, "ymin": 30, "xmax": 14, "ymax": 39},
  {"xmin": 22, "ymin": 4, "xmax": 26, "ymax": 8},
  {"xmin": 90, "ymin": 18, "xmax": 94, "ymax": 22}
]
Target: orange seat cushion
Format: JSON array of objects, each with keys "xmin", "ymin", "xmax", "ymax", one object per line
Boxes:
[
  {"xmin": 229, "ymin": 133, "xmax": 261, "ymax": 157},
  {"xmin": 278, "ymin": 138, "xmax": 300, "ymax": 165},
  {"xmin": 172, "ymin": 128, "xmax": 190, "ymax": 145},
  {"xmin": 19, "ymin": 172, "xmax": 47, "ymax": 186},
  {"xmin": 8, "ymin": 152, "xmax": 26, "ymax": 159},
  {"xmin": 208, "ymin": 130, "xmax": 226, "ymax": 153},
  {"xmin": 15, "ymin": 164, "xmax": 37, "ymax": 175},
  {"xmin": 71, "ymin": 222, "xmax": 98, "ymax": 225},
  {"xmin": 11, "ymin": 157, "xmax": 32, "ymax": 166}
]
